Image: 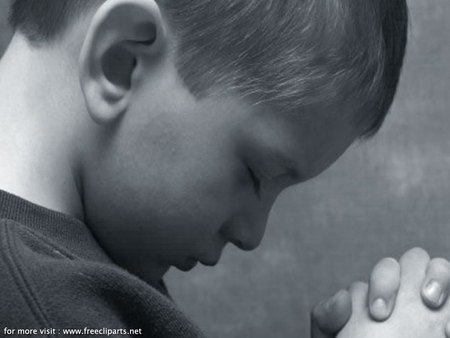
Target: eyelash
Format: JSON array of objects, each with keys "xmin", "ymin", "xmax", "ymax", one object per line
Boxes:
[{"xmin": 247, "ymin": 167, "xmax": 261, "ymax": 197}]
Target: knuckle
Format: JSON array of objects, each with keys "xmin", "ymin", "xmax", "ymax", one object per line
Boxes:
[
  {"xmin": 430, "ymin": 257, "xmax": 450, "ymax": 270},
  {"xmin": 373, "ymin": 257, "xmax": 400, "ymax": 276},
  {"xmin": 428, "ymin": 257, "xmax": 450, "ymax": 277},
  {"xmin": 408, "ymin": 247, "xmax": 428, "ymax": 257},
  {"xmin": 379, "ymin": 257, "xmax": 399, "ymax": 267},
  {"xmin": 400, "ymin": 247, "xmax": 430, "ymax": 264},
  {"xmin": 370, "ymin": 258, "xmax": 400, "ymax": 292}
]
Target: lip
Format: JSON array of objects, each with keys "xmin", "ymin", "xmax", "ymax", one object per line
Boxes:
[
  {"xmin": 198, "ymin": 252, "xmax": 222, "ymax": 267},
  {"xmin": 176, "ymin": 257, "xmax": 198, "ymax": 271},
  {"xmin": 198, "ymin": 243, "xmax": 226, "ymax": 267},
  {"xmin": 199, "ymin": 259, "xmax": 219, "ymax": 267}
]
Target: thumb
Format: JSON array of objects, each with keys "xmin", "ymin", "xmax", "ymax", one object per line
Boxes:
[{"xmin": 311, "ymin": 290, "xmax": 352, "ymax": 338}]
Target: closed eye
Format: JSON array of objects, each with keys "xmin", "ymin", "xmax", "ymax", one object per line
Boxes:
[{"xmin": 247, "ymin": 167, "xmax": 261, "ymax": 197}]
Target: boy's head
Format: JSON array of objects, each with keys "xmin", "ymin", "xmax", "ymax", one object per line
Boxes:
[{"xmin": 7, "ymin": 0, "xmax": 408, "ymax": 282}]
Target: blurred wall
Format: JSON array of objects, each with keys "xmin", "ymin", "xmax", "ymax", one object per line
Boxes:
[
  {"xmin": 0, "ymin": 1, "xmax": 9, "ymax": 49},
  {"xmin": 1, "ymin": 1, "xmax": 450, "ymax": 337}
]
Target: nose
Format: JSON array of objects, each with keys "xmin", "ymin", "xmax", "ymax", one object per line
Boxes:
[
  {"xmin": 220, "ymin": 212, "xmax": 269, "ymax": 252},
  {"xmin": 230, "ymin": 236, "xmax": 260, "ymax": 252}
]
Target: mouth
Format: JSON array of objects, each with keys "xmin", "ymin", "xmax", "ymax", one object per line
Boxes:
[
  {"xmin": 199, "ymin": 258, "xmax": 219, "ymax": 267},
  {"xmin": 198, "ymin": 243, "xmax": 226, "ymax": 267},
  {"xmin": 198, "ymin": 251, "xmax": 223, "ymax": 267},
  {"xmin": 176, "ymin": 257, "xmax": 198, "ymax": 272},
  {"xmin": 175, "ymin": 254, "xmax": 220, "ymax": 271}
]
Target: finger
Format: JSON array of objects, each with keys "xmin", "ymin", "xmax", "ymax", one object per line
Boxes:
[
  {"xmin": 311, "ymin": 319, "xmax": 333, "ymax": 338},
  {"xmin": 421, "ymin": 258, "xmax": 450, "ymax": 309},
  {"xmin": 311, "ymin": 289, "xmax": 352, "ymax": 337},
  {"xmin": 368, "ymin": 257, "xmax": 401, "ymax": 321},
  {"xmin": 349, "ymin": 281, "xmax": 369, "ymax": 314},
  {"xmin": 399, "ymin": 247, "xmax": 430, "ymax": 295}
]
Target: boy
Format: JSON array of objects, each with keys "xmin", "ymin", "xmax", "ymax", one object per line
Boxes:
[{"xmin": 1, "ymin": 0, "xmax": 450, "ymax": 337}]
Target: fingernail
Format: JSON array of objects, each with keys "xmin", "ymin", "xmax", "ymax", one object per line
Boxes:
[
  {"xmin": 332, "ymin": 289, "xmax": 345, "ymax": 302},
  {"xmin": 324, "ymin": 295, "xmax": 336, "ymax": 312},
  {"xmin": 321, "ymin": 291, "xmax": 340, "ymax": 312},
  {"xmin": 371, "ymin": 298, "xmax": 388, "ymax": 320},
  {"xmin": 423, "ymin": 280, "xmax": 444, "ymax": 307}
]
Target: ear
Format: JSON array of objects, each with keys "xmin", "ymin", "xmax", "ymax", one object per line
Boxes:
[{"xmin": 79, "ymin": 0, "xmax": 167, "ymax": 124}]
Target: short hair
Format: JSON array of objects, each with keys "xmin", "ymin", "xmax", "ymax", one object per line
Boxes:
[{"xmin": 9, "ymin": 0, "xmax": 408, "ymax": 137}]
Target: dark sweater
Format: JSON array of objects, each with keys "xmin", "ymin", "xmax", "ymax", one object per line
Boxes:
[{"xmin": 0, "ymin": 190, "xmax": 205, "ymax": 337}]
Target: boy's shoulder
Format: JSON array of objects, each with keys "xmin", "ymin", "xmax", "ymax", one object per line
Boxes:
[{"xmin": 0, "ymin": 191, "xmax": 204, "ymax": 337}]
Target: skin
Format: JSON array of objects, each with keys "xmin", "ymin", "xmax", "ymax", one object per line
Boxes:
[
  {"xmin": 0, "ymin": 0, "xmax": 360, "ymax": 285},
  {"xmin": 338, "ymin": 249, "xmax": 450, "ymax": 338},
  {"xmin": 315, "ymin": 252, "xmax": 450, "ymax": 338},
  {"xmin": 1, "ymin": 0, "xmax": 450, "ymax": 336}
]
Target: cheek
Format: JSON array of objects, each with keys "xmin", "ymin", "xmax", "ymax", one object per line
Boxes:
[
  {"xmin": 84, "ymin": 106, "xmax": 248, "ymax": 260},
  {"xmin": 100, "ymin": 131, "xmax": 237, "ymax": 232}
]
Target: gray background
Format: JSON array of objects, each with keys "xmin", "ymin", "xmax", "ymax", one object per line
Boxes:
[{"xmin": 1, "ymin": 1, "xmax": 449, "ymax": 337}]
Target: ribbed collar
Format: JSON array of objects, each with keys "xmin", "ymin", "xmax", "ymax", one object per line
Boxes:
[{"xmin": 0, "ymin": 189, "xmax": 112, "ymax": 263}]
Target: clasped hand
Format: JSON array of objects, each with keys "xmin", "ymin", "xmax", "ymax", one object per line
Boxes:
[{"xmin": 312, "ymin": 248, "xmax": 450, "ymax": 338}]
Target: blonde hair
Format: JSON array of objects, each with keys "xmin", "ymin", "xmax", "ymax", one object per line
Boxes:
[{"xmin": 10, "ymin": 0, "xmax": 408, "ymax": 137}]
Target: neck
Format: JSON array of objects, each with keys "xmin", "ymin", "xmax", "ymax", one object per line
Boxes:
[{"xmin": 0, "ymin": 34, "xmax": 86, "ymax": 220}]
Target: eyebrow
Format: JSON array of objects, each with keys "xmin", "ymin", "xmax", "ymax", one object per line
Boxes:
[{"xmin": 264, "ymin": 149, "xmax": 301, "ymax": 182}]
